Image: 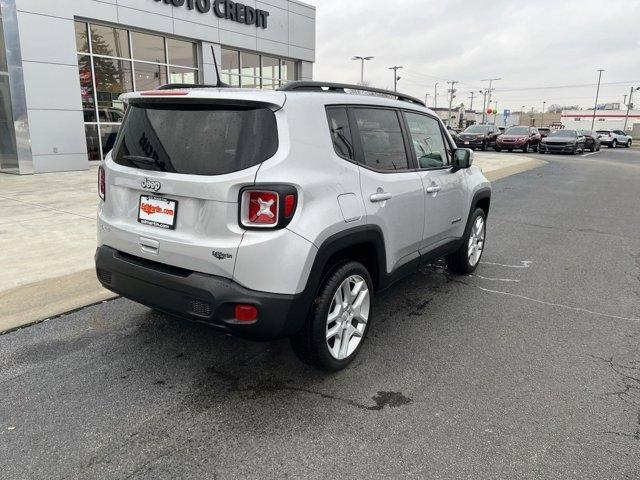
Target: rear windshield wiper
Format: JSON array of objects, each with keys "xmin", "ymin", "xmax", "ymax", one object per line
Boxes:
[{"xmin": 122, "ymin": 155, "xmax": 166, "ymax": 170}]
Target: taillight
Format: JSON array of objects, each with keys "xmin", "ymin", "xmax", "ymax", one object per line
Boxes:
[
  {"xmin": 98, "ymin": 166, "xmax": 105, "ymax": 200},
  {"xmin": 239, "ymin": 186, "xmax": 297, "ymax": 229}
]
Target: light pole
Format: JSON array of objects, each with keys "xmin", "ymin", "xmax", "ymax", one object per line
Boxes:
[
  {"xmin": 424, "ymin": 92, "xmax": 430, "ymax": 106},
  {"xmin": 434, "ymin": 82, "xmax": 439, "ymax": 109},
  {"xmin": 468, "ymin": 91, "xmax": 475, "ymax": 111},
  {"xmin": 623, "ymin": 86, "xmax": 640, "ymax": 131},
  {"xmin": 541, "ymin": 101, "xmax": 546, "ymax": 127},
  {"xmin": 591, "ymin": 69, "xmax": 605, "ymax": 130},
  {"xmin": 521, "ymin": 105, "xmax": 525, "ymax": 125},
  {"xmin": 352, "ymin": 56, "xmax": 374, "ymax": 85},
  {"xmin": 388, "ymin": 66, "xmax": 403, "ymax": 92}
]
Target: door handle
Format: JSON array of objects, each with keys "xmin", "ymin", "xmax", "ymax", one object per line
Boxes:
[
  {"xmin": 369, "ymin": 192, "xmax": 392, "ymax": 203},
  {"xmin": 426, "ymin": 185, "xmax": 442, "ymax": 194}
]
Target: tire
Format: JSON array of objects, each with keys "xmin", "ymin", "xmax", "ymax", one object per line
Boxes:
[
  {"xmin": 610, "ymin": 140, "xmax": 617, "ymax": 148},
  {"xmin": 522, "ymin": 142, "xmax": 530, "ymax": 153},
  {"xmin": 446, "ymin": 208, "xmax": 487, "ymax": 275},
  {"xmin": 590, "ymin": 145, "xmax": 595, "ymax": 153},
  {"xmin": 494, "ymin": 146, "xmax": 502, "ymax": 152},
  {"xmin": 507, "ymin": 149, "xmax": 513, "ymax": 152},
  {"xmin": 533, "ymin": 144, "xmax": 539, "ymax": 153},
  {"xmin": 290, "ymin": 261, "xmax": 373, "ymax": 372},
  {"xmin": 626, "ymin": 140, "xmax": 632, "ymax": 148},
  {"xmin": 481, "ymin": 140, "xmax": 487, "ymax": 151}
]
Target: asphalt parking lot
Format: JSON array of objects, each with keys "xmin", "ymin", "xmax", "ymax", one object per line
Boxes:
[{"xmin": 1, "ymin": 147, "xmax": 639, "ymax": 479}]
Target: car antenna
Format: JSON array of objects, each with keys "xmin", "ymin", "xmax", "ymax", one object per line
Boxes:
[{"xmin": 211, "ymin": 45, "xmax": 229, "ymax": 88}]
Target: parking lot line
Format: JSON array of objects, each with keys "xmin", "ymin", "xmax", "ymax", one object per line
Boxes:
[{"xmin": 582, "ymin": 151, "xmax": 602, "ymax": 157}]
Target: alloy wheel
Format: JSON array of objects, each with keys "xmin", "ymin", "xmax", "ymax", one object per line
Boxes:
[
  {"xmin": 325, "ymin": 275, "xmax": 370, "ymax": 360},
  {"xmin": 467, "ymin": 216, "xmax": 485, "ymax": 267}
]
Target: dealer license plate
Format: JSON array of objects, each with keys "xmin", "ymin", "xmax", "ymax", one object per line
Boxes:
[
  {"xmin": 138, "ymin": 195, "xmax": 178, "ymax": 230},
  {"xmin": 464, "ymin": 141, "xmax": 470, "ymax": 145}
]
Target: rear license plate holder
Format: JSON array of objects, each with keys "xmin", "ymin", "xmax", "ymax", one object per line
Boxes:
[{"xmin": 138, "ymin": 195, "xmax": 178, "ymax": 230}]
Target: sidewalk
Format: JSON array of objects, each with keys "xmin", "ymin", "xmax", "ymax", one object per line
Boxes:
[{"xmin": 0, "ymin": 153, "xmax": 545, "ymax": 333}]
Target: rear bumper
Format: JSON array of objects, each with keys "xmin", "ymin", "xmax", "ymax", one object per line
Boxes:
[{"xmin": 95, "ymin": 246, "xmax": 309, "ymax": 340}]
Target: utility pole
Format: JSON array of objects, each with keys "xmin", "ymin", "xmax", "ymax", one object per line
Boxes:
[
  {"xmin": 481, "ymin": 77, "xmax": 501, "ymax": 121},
  {"xmin": 591, "ymin": 69, "xmax": 605, "ymax": 130},
  {"xmin": 388, "ymin": 66, "xmax": 403, "ymax": 92},
  {"xmin": 480, "ymin": 90, "xmax": 488, "ymax": 123},
  {"xmin": 521, "ymin": 105, "xmax": 525, "ymax": 125},
  {"xmin": 352, "ymin": 56, "xmax": 374, "ymax": 85},
  {"xmin": 623, "ymin": 86, "xmax": 640, "ymax": 131},
  {"xmin": 468, "ymin": 91, "xmax": 475, "ymax": 111},
  {"xmin": 434, "ymin": 82, "xmax": 439, "ymax": 109},
  {"xmin": 424, "ymin": 92, "xmax": 430, "ymax": 107},
  {"xmin": 623, "ymin": 94, "xmax": 628, "ymax": 106},
  {"xmin": 447, "ymin": 80, "xmax": 458, "ymax": 127},
  {"xmin": 541, "ymin": 101, "xmax": 546, "ymax": 127}
]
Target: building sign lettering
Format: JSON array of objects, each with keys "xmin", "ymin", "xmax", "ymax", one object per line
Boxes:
[{"xmin": 154, "ymin": 0, "xmax": 270, "ymax": 29}]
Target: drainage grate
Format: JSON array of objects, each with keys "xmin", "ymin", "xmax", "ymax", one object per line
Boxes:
[{"xmin": 96, "ymin": 268, "xmax": 112, "ymax": 284}]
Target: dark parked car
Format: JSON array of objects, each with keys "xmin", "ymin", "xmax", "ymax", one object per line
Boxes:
[
  {"xmin": 455, "ymin": 124, "xmax": 501, "ymax": 150},
  {"xmin": 495, "ymin": 125, "xmax": 541, "ymax": 152},
  {"xmin": 539, "ymin": 129, "xmax": 586, "ymax": 154},
  {"xmin": 579, "ymin": 130, "xmax": 601, "ymax": 152}
]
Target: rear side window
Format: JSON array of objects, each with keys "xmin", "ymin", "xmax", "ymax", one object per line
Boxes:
[
  {"xmin": 404, "ymin": 112, "xmax": 448, "ymax": 168},
  {"xmin": 113, "ymin": 104, "xmax": 278, "ymax": 175},
  {"xmin": 326, "ymin": 107, "xmax": 354, "ymax": 160},
  {"xmin": 352, "ymin": 108, "xmax": 409, "ymax": 171}
]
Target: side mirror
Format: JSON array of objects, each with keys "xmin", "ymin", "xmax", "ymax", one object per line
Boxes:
[{"xmin": 452, "ymin": 148, "xmax": 473, "ymax": 170}]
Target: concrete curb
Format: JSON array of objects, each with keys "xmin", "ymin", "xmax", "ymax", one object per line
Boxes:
[
  {"xmin": 0, "ymin": 269, "xmax": 117, "ymax": 334},
  {"xmin": 483, "ymin": 158, "xmax": 547, "ymax": 182}
]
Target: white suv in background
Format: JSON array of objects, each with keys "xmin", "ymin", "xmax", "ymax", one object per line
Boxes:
[
  {"xmin": 597, "ymin": 129, "xmax": 633, "ymax": 148},
  {"xmin": 95, "ymin": 81, "xmax": 491, "ymax": 371}
]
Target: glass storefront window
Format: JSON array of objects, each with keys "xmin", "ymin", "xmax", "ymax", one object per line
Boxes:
[
  {"xmin": 94, "ymin": 58, "xmax": 132, "ymax": 110},
  {"xmin": 281, "ymin": 60, "xmax": 296, "ymax": 81},
  {"xmin": 170, "ymin": 66, "xmax": 198, "ymax": 84},
  {"xmin": 262, "ymin": 56, "xmax": 279, "ymax": 80},
  {"xmin": 168, "ymin": 38, "xmax": 197, "ymax": 68},
  {"xmin": 0, "ymin": 20, "xmax": 18, "ymax": 171},
  {"xmin": 85, "ymin": 124, "xmax": 100, "ymax": 161},
  {"xmin": 74, "ymin": 22, "xmax": 89, "ymax": 54},
  {"xmin": 240, "ymin": 52, "xmax": 260, "ymax": 78},
  {"xmin": 131, "ymin": 31, "xmax": 166, "ymax": 63},
  {"xmin": 100, "ymin": 124, "xmax": 120, "ymax": 159},
  {"xmin": 221, "ymin": 48, "xmax": 239, "ymax": 74},
  {"xmin": 134, "ymin": 62, "xmax": 167, "ymax": 91},
  {"xmin": 90, "ymin": 24, "xmax": 130, "ymax": 59},
  {"xmin": 77, "ymin": 54, "xmax": 96, "ymax": 122}
]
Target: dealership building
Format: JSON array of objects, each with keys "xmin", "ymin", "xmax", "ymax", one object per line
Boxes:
[{"xmin": 0, "ymin": 0, "xmax": 315, "ymax": 174}]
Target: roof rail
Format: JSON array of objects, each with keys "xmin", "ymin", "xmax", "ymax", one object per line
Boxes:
[
  {"xmin": 279, "ymin": 81, "xmax": 425, "ymax": 106},
  {"xmin": 157, "ymin": 83, "xmax": 221, "ymax": 90}
]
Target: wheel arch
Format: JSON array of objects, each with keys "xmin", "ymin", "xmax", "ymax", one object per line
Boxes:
[{"xmin": 305, "ymin": 226, "xmax": 386, "ymax": 297}]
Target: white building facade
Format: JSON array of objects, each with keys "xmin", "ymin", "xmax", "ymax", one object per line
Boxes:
[
  {"xmin": 561, "ymin": 110, "xmax": 640, "ymax": 133},
  {"xmin": 0, "ymin": 0, "xmax": 316, "ymax": 174}
]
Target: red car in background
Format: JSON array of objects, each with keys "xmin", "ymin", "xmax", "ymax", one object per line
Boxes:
[{"xmin": 495, "ymin": 126, "xmax": 542, "ymax": 153}]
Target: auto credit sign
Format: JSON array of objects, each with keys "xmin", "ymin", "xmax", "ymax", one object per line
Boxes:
[{"xmin": 154, "ymin": 0, "xmax": 270, "ymax": 29}]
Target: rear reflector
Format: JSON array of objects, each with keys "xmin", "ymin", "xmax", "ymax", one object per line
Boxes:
[
  {"xmin": 235, "ymin": 305, "xmax": 258, "ymax": 322},
  {"xmin": 284, "ymin": 194, "xmax": 296, "ymax": 218},
  {"xmin": 98, "ymin": 166, "xmax": 105, "ymax": 200},
  {"xmin": 140, "ymin": 90, "xmax": 189, "ymax": 96}
]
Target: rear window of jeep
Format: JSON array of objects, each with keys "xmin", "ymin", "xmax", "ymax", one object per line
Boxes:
[{"xmin": 112, "ymin": 103, "xmax": 278, "ymax": 175}]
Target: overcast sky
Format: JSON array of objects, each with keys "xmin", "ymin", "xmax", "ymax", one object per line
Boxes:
[{"xmin": 303, "ymin": 0, "xmax": 640, "ymax": 113}]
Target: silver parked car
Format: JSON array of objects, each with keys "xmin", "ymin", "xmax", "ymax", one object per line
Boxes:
[
  {"xmin": 597, "ymin": 129, "xmax": 633, "ymax": 148},
  {"xmin": 95, "ymin": 81, "xmax": 491, "ymax": 371}
]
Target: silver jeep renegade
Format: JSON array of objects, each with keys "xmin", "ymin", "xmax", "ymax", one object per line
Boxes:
[{"xmin": 95, "ymin": 81, "xmax": 491, "ymax": 371}]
